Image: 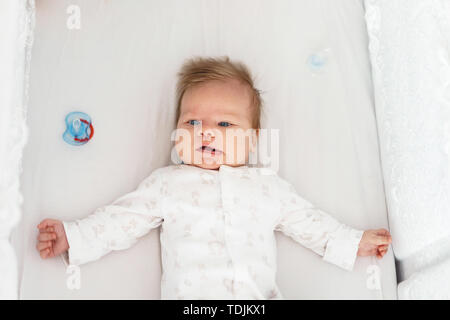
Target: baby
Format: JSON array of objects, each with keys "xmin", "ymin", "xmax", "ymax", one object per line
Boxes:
[{"xmin": 36, "ymin": 56, "xmax": 392, "ymax": 299}]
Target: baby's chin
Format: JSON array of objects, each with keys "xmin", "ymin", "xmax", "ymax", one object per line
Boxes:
[
  {"xmin": 180, "ymin": 157, "xmax": 246, "ymax": 170},
  {"xmin": 192, "ymin": 162, "xmax": 221, "ymax": 170},
  {"xmin": 186, "ymin": 161, "xmax": 249, "ymax": 171},
  {"xmin": 177, "ymin": 151, "xmax": 249, "ymax": 170}
]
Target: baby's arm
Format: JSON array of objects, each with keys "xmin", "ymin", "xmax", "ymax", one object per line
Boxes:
[
  {"xmin": 273, "ymin": 177, "xmax": 391, "ymax": 271},
  {"xmin": 36, "ymin": 168, "xmax": 165, "ymax": 266}
]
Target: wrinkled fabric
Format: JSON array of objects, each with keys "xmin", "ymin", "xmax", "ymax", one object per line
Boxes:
[
  {"xmin": 61, "ymin": 164, "xmax": 363, "ymax": 299},
  {"xmin": 365, "ymin": 0, "xmax": 450, "ymax": 298}
]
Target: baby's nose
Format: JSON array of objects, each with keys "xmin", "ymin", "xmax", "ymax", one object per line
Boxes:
[{"xmin": 200, "ymin": 128, "xmax": 215, "ymax": 140}]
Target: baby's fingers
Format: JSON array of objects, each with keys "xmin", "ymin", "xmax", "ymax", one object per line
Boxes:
[
  {"xmin": 37, "ymin": 219, "xmax": 57, "ymax": 229},
  {"xmin": 372, "ymin": 232, "xmax": 392, "ymax": 245},
  {"xmin": 36, "ymin": 241, "xmax": 52, "ymax": 251},
  {"xmin": 37, "ymin": 232, "xmax": 56, "ymax": 242},
  {"xmin": 376, "ymin": 247, "xmax": 388, "ymax": 259},
  {"xmin": 39, "ymin": 247, "xmax": 52, "ymax": 259}
]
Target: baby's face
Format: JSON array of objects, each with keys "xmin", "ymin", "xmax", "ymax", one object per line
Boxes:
[{"xmin": 175, "ymin": 79, "xmax": 258, "ymax": 170}]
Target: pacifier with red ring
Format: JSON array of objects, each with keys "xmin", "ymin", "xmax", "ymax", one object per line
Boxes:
[{"xmin": 63, "ymin": 111, "xmax": 94, "ymax": 146}]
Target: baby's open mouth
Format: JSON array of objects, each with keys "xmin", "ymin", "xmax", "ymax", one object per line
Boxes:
[{"xmin": 196, "ymin": 145, "xmax": 223, "ymax": 156}]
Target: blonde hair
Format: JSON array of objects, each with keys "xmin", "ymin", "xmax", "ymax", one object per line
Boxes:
[{"xmin": 175, "ymin": 56, "xmax": 262, "ymax": 129}]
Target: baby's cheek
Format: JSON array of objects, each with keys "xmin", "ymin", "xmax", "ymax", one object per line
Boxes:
[
  {"xmin": 224, "ymin": 134, "xmax": 250, "ymax": 165},
  {"xmin": 173, "ymin": 128, "xmax": 197, "ymax": 164}
]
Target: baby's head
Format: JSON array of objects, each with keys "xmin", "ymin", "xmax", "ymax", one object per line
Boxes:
[{"xmin": 174, "ymin": 56, "xmax": 262, "ymax": 170}]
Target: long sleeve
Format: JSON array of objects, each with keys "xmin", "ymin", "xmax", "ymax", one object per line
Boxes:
[
  {"xmin": 61, "ymin": 168, "xmax": 165, "ymax": 266},
  {"xmin": 273, "ymin": 177, "xmax": 364, "ymax": 271}
]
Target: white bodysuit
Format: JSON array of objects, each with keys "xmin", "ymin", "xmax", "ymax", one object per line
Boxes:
[{"xmin": 61, "ymin": 164, "xmax": 364, "ymax": 299}]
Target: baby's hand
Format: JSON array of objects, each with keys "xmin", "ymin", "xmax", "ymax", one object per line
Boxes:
[
  {"xmin": 36, "ymin": 219, "xmax": 69, "ymax": 259},
  {"xmin": 357, "ymin": 228, "xmax": 392, "ymax": 259}
]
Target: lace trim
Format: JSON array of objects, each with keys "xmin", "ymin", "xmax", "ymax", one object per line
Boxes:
[
  {"xmin": 0, "ymin": 0, "xmax": 35, "ymax": 299},
  {"xmin": 364, "ymin": 0, "xmax": 450, "ymax": 295}
]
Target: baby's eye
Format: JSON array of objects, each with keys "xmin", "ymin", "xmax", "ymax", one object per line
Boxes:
[
  {"xmin": 188, "ymin": 120, "xmax": 201, "ymax": 126},
  {"xmin": 218, "ymin": 121, "xmax": 231, "ymax": 127}
]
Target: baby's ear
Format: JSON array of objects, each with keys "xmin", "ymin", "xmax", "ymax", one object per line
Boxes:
[{"xmin": 249, "ymin": 129, "xmax": 259, "ymax": 153}]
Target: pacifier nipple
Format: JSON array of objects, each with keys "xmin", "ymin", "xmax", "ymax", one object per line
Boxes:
[{"xmin": 72, "ymin": 119, "xmax": 81, "ymax": 133}]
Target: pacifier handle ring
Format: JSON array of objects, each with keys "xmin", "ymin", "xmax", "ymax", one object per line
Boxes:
[{"xmin": 74, "ymin": 119, "xmax": 94, "ymax": 142}]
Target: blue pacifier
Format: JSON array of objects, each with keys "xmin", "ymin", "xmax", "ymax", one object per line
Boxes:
[
  {"xmin": 307, "ymin": 48, "xmax": 331, "ymax": 75},
  {"xmin": 63, "ymin": 111, "xmax": 94, "ymax": 146}
]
